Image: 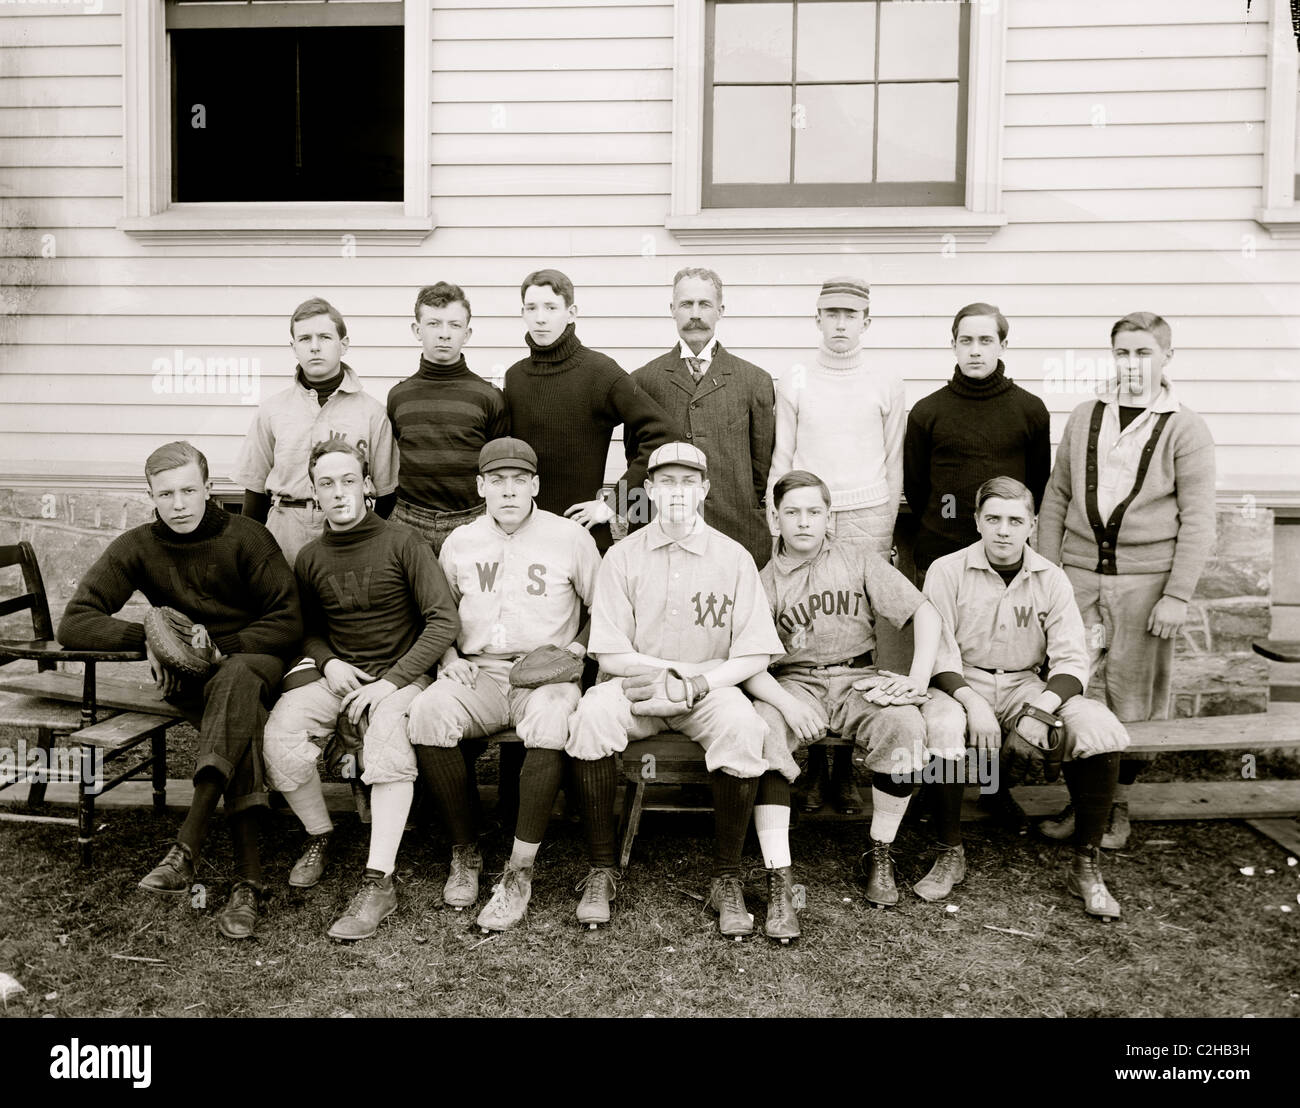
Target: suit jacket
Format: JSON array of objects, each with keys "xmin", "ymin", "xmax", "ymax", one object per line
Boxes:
[{"xmin": 632, "ymin": 342, "xmax": 776, "ymax": 567}]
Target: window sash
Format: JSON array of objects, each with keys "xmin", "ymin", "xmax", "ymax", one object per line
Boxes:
[
  {"xmin": 702, "ymin": 0, "xmax": 969, "ymax": 208},
  {"xmin": 165, "ymin": 1, "xmax": 403, "ymax": 30}
]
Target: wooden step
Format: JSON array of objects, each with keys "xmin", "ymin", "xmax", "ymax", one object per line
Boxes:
[
  {"xmin": 1126, "ymin": 703, "xmax": 1300, "ymax": 753},
  {"xmin": 0, "ymin": 670, "xmax": 184, "ymax": 719},
  {"xmin": 0, "ymin": 692, "xmax": 86, "ymax": 731},
  {"xmin": 69, "ymin": 711, "xmax": 175, "ymax": 751}
]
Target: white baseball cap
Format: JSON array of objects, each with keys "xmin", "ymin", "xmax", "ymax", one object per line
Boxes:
[{"xmin": 647, "ymin": 441, "xmax": 708, "ymax": 475}]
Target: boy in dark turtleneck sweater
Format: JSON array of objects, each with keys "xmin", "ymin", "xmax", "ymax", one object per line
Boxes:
[
  {"xmin": 904, "ymin": 303, "xmax": 1051, "ymax": 580},
  {"xmin": 504, "ymin": 268, "xmax": 674, "ymax": 554},
  {"xmin": 234, "ymin": 297, "xmax": 400, "ymax": 564},
  {"xmin": 388, "ymin": 282, "xmax": 510, "ymax": 555},
  {"xmin": 262, "ymin": 438, "xmax": 459, "ymax": 942},
  {"xmin": 59, "ymin": 441, "xmax": 302, "ymax": 940}
]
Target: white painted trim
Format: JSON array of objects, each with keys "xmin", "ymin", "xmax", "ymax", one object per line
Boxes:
[
  {"xmin": 667, "ymin": 0, "xmax": 1007, "ymax": 246},
  {"xmin": 1256, "ymin": 0, "xmax": 1299, "ymax": 236},
  {"xmin": 120, "ymin": 0, "xmax": 433, "ymax": 245}
]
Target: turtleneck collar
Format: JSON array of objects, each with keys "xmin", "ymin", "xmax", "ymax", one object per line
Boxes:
[
  {"xmin": 151, "ymin": 499, "xmax": 228, "ymax": 544},
  {"xmin": 525, "ymin": 322, "xmax": 583, "ymax": 372},
  {"xmin": 816, "ymin": 343, "xmax": 865, "ymax": 371},
  {"xmin": 418, "ymin": 354, "xmax": 470, "ymax": 380},
  {"xmin": 297, "ymin": 364, "xmax": 346, "ymax": 406},
  {"xmin": 948, "ymin": 360, "xmax": 1013, "ymax": 399},
  {"xmin": 322, "ymin": 508, "xmax": 384, "ymax": 546}
]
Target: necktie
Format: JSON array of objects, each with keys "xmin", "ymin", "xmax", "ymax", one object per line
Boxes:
[{"xmin": 685, "ymin": 357, "xmax": 705, "ymax": 383}]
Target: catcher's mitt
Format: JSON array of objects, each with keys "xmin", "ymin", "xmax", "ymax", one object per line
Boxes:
[
  {"xmin": 509, "ymin": 643, "xmax": 586, "ymax": 689},
  {"xmin": 1004, "ymin": 703, "xmax": 1066, "ymax": 782},
  {"xmin": 623, "ymin": 666, "xmax": 710, "ymax": 717},
  {"xmin": 324, "ymin": 712, "xmax": 367, "ymax": 780},
  {"xmin": 852, "ymin": 670, "xmax": 929, "ymax": 707},
  {"xmin": 143, "ymin": 605, "xmax": 218, "ymax": 678}
]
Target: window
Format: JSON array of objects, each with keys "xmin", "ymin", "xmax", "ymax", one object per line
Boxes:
[
  {"xmin": 122, "ymin": 0, "xmax": 432, "ymax": 244},
  {"xmin": 1257, "ymin": 0, "xmax": 1300, "ymax": 236},
  {"xmin": 669, "ymin": 0, "xmax": 1007, "ymax": 244},
  {"xmin": 705, "ymin": 0, "xmax": 968, "ymax": 208}
]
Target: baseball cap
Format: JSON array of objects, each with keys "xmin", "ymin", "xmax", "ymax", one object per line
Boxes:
[
  {"xmin": 647, "ymin": 441, "xmax": 708, "ymax": 475},
  {"xmin": 817, "ymin": 276, "xmax": 870, "ymax": 312},
  {"xmin": 478, "ymin": 437, "xmax": 537, "ymax": 474}
]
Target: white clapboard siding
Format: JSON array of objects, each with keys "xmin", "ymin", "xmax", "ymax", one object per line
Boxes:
[{"xmin": 0, "ymin": 0, "xmax": 1296, "ymax": 500}]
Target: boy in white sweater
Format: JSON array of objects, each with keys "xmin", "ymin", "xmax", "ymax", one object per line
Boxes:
[{"xmin": 769, "ymin": 276, "xmax": 906, "ymax": 811}]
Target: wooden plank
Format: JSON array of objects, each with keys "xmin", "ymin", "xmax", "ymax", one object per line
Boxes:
[
  {"xmin": 0, "ymin": 693, "xmax": 85, "ymax": 730},
  {"xmin": 1003, "ymin": 155, "xmax": 1262, "ymax": 192},
  {"xmin": 1003, "ymin": 123, "xmax": 1264, "ymax": 159},
  {"xmin": 0, "ymin": 671, "xmax": 184, "ymax": 719},
  {"xmin": 1005, "ymin": 57, "xmax": 1262, "ymax": 95},
  {"xmin": 1014, "ymin": 781, "xmax": 1300, "ymax": 821},
  {"xmin": 1245, "ymin": 818, "xmax": 1300, "ymax": 857},
  {"xmin": 432, "ymin": 6, "xmax": 670, "ymax": 39},
  {"xmin": 1011, "ymin": 0, "xmax": 1265, "ymax": 27},
  {"xmin": 1005, "ymin": 89, "xmax": 1264, "ymax": 127},
  {"xmin": 1126, "ymin": 703, "xmax": 1300, "ymax": 753},
  {"xmin": 1007, "ymin": 23, "xmax": 1268, "ymax": 61},
  {"xmin": 70, "ymin": 711, "xmax": 174, "ymax": 751}
]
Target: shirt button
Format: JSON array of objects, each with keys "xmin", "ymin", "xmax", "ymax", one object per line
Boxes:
[
  {"xmin": 685, "ymin": 432, "xmax": 693, "ymax": 440},
  {"xmin": 1087, "ymin": 484, "xmax": 1096, "ymax": 491},
  {"xmin": 671, "ymin": 609, "xmax": 678, "ymax": 616},
  {"xmin": 1101, "ymin": 541, "xmax": 1111, "ymax": 549}
]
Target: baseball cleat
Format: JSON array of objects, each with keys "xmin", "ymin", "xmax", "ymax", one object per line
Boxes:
[
  {"xmin": 328, "ymin": 871, "xmax": 397, "ymax": 941},
  {"xmin": 861, "ymin": 839, "xmax": 899, "ymax": 907},
  {"xmin": 1037, "ymin": 803, "xmax": 1075, "ymax": 841},
  {"xmin": 764, "ymin": 866, "xmax": 800, "ymax": 943},
  {"xmin": 288, "ymin": 832, "xmax": 332, "ymax": 888},
  {"xmin": 1102, "ymin": 801, "xmax": 1131, "ymax": 851},
  {"xmin": 138, "ymin": 842, "xmax": 195, "ymax": 896},
  {"xmin": 476, "ymin": 863, "xmax": 532, "ymax": 933},
  {"xmin": 1068, "ymin": 846, "xmax": 1121, "ymax": 920},
  {"xmin": 831, "ymin": 774, "xmax": 865, "ymax": 816},
  {"xmin": 443, "ymin": 843, "xmax": 482, "ymax": 910},
  {"xmin": 914, "ymin": 843, "xmax": 966, "ymax": 902},
  {"xmin": 575, "ymin": 866, "xmax": 619, "ymax": 929},
  {"xmin": 707, "ymin": 875, "xmax": 754, "ymax": 938}
]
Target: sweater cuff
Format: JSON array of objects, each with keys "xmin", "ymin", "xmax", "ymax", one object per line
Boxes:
[
  {"xmin": 212, "ymin": 631, "xmax": 242, "ymax": 656},
  {"xmin": 930, "ymin": 671, "xmax": 969, "ymax": 696}
]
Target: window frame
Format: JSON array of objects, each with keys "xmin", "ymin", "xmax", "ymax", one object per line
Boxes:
[
  {"xmin": 1256, "ymin": 0, "xmax": 1300, "ymax": 237},
  {"xmin": 668, "ymin": 0, "xmax": 1007, "ymax": 245},
  {"xmin": 121, "ymin": 0, "xmax": 432, "ymax": 245}
]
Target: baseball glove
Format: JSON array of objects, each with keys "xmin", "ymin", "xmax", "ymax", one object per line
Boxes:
[
  {"xmin": 623, "ymin": 666, "xmax": 710, "ymax": 717},
  {"xmin": 143, "ymin": 605, "xmax": 218, "ymax": 678},
  {"xmin": 324, "ymin": 712, "xmax": 367, "ymax": 780},
  {"xmin": 508, "ymin": 643, "xmax": 586, "ymax": 689},
  {"xmin": 852, "ymin": 670, "xmax": 929, "ymax": 707},
  {"xmin": 1004, "ymin": 703, "xmax": 1066, "ymax": 782}
]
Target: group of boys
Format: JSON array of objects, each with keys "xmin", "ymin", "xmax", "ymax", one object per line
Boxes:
[{"xmin": 56, "ymin": 269, "xmax": 1214, "ymax": 943}]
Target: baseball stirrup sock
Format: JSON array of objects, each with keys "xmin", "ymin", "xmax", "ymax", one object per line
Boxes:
[
  {"xmin": 754, "ymin": 771, "xmax": 792, "ymax": 870},
  {"xmin": 415, "ymin": 746, "xmax": 475, "ymax": 845},
  {"xmin": 509, "ymin": 839, "xmax": 541, "ymax": 871},
  {"xmin": 869, "ymin": 773, "xmax": 912, "ymax": 844},
  {"xmin": 495, "ymin": 740, "xmax": 525, "ymax": 830},
  {"xmin": 572, "ymin": 755, "xmax": 619, "ymax": 867},
  {"xmin": 711, "ymin": 771, "xmax": 759, "ymax": 877},
  {"xmin": 366, "ymin": 781, "xmax": 414, "ymax": 876},
  {"xmin": 462, "ymin": 737, "xmax": 488, "ymax": 829},
  {"xmin": 756, "ymin": 769, "xmax": 791, "ymax": 808},
  {"xmin": 231, "ymin": 809, "xmax": 264, "ymax": 888},
  {"xmin": 177, "ymin": 770, "xmax": 224, "ymax": 857},
  {"xmin": 931, "ymin": 776, "xmax": 965, "ymax": 847},
  {"xmin": 282, "ymin": 772, "xmax": 333, "ymax": 837},
  {"xmin": 1063, "ymin": 752, "xmax": 1121, "ymax": 849},
  {"xmin": 1117, "ymin": 758, "xmax": 1143, "ymax": 786},
  {"xmin": 515, "ymin": 748, "xmax": 564, "ymax": 844}
]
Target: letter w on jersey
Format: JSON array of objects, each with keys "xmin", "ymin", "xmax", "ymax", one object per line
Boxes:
[
  {"xmin": 1013, "ymin": 605, "xmax": 1035, "ymax": 628},
  {"xmin": 476, "ymin": 562, "xmax": 501, "ymax": 592},
  {"xmin": 328, "ymin": 567, "xmax": 373, "ymax": 609}
]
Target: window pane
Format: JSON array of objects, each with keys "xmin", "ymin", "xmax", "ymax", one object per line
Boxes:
[
  {"xmin": 877, "ymin": 0, "xmax": 959, "ymax": 80},
  {"xmin": 712, "ymin": 85, "xmax": 793, "ymax": 183},
  {"xmin": 793, "ymin": 84, "xmax": 873, "ymax": 182},
  {"xmin": 875, "ymin": 81, "xmax": 957, "ymax": 181},
  {"xmin": 714, "ymin": 2, "xmax": 793, "ymax": 83},
  {"xmin": 795, "ymin": 1, "xmax": 875, "ymax": 82}
]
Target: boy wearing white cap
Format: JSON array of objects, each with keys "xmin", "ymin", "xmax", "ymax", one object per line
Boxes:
[{"xmin": 566, "ymin": 441, "xmax": 784, "ymax": 937}]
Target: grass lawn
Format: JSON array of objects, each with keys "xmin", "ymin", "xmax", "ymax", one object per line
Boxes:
[{"xmin": 2, "ymin": 769, "xmax": 1298, "ymax": 1018}]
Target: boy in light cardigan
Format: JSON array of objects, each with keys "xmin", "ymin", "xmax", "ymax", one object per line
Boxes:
[
  {"xmin": 1036, "ymin": 312, "xmax": 1216, "ymax": 849},
  {"xmin": 768, "ymin": 276, "xmax": 905, "ymax": 813}
]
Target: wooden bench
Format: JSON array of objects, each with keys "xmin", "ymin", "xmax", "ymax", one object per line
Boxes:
[
  {"xmin": 0, "ymin": 541, "xmax": 185, "ymax": 864},
  {"xmin": 612, "ymin": 703, "xmax": 1300, "ymax": 865}
]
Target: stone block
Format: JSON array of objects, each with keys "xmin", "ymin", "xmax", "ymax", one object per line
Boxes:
[
  {"xmin": 1194, "ymin": 508, "xmax": 1272, "ymax": 599},
  {"xmin": 1273, "ymin": 523, "xmax": 1300, "ymax": 605},
  {"xmin": 1179, "ymin": 598, "xmax": 1271, "ymax": 657},
  {"xmin": 27, "ymin": 527, "xmax": 114, "ymax": 601},
  {"xmin": 1172, "ymin": 652, "xmax": 1269, "ymax": 700}
]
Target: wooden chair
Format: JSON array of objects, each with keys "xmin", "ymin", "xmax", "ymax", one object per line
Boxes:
[{"xmin": 0, "ymin": 541, "xmax": 179, "ymax": 864}]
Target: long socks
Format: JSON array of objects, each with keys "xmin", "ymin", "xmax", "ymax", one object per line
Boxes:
[
  {"xmin": 1063, "ymin": 753, "xmax": 1121, "ymax": 849},
  {"xmin": 177, "ymin": 768, "xmax": 224, "ymax": 858},
  {"xmin": 366, "ymin": 780, "xmax": 414, "ymax": 875},
  {"xmin": 711, "ymin": 771, "xmax": 759, "ymax": 878},
  {"xmin": 515, "ymin": 748, "xmax": 564, "ymax": 845},
  {"xmin": 230, "ymin": 808, "xmax": 263, "ymax": 888},
  {"xmin": 572, "ymin": 755, "xmax": 619, "ymax": 867},
  {"xmin": 754, "ymin": 771, "xmax": 792, "ymax": 869},
  {"xmin": 415, "ymin": 746, "xmax": 475, "ymax": 845},
  {"xmin": 869, "ymin": 772, "xmax": 912, "ymax": 843},
  {"xmin": 281, "ymin": 770, "xmax": 333, "ymax": 837}
]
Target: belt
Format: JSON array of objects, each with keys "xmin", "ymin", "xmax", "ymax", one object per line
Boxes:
[
  {"xmin": 778, "ymin": 650, "xmax": 873, "ymax": 676},
  {"xmin": 271, "ymin": 495, "xmax": 315, "ymax": 509},
  {"xmin": 969, "ymin": 663, "xmax": 1037, "ymax": 677},
  {"xmin": 394, "ymin": 497, "xmax": 483, "ymax": 522}
]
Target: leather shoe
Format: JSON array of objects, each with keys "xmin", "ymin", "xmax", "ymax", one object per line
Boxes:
[
  {"xmin": 138, "ymin": 842, "xmax": 194, "ymax": 896},
  {"xmin": 217, "ymin": 881, "xmax": 264, "ymax": 939}
]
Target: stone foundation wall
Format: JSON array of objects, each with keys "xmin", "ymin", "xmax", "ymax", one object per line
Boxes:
[{"xmin": 0, "ymin": 489, "xmax": 1274, "ymax": 717}]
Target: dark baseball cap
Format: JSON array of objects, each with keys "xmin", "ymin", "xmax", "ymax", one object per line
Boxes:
[{"xmin": 478, "ymin": 437, "xmax": 538, "ymax": 474}]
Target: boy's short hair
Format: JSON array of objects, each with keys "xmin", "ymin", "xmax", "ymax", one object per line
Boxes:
[
  {"xmin": 772, "ymin": 469, "xmax": 832, "ymax": 509},
  {"xmin": 951, "ymin": 302, "xmax": 1009, "ymax": 343},
  {"xmin": 520, "ymin": 268, "xmax": 575, "ymax": 307},
  {"xmin": 290, "ymin": 297, "xmax": 347, "ymax": 340},
  {"xmin": 1110, "ymin": 311, "xmax": 1172, "ymax": 351},
  {"xmin": 145, "ymin": 441, "xmax": 209, "ymax": 488},
  {"xmin": 307, "ymin": 435, "xmax": 369, "ymax": 485},
  {"xmin": 672, "ymin": 266, "xmax": 724, "ymax": 302},
  {"xmin": 414, "ymin": 282, "xmax": 472, "ymax": 324},
  {"xmin": 975, "ymin": 475, "xmax": 1035, "ymax": 514}
]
